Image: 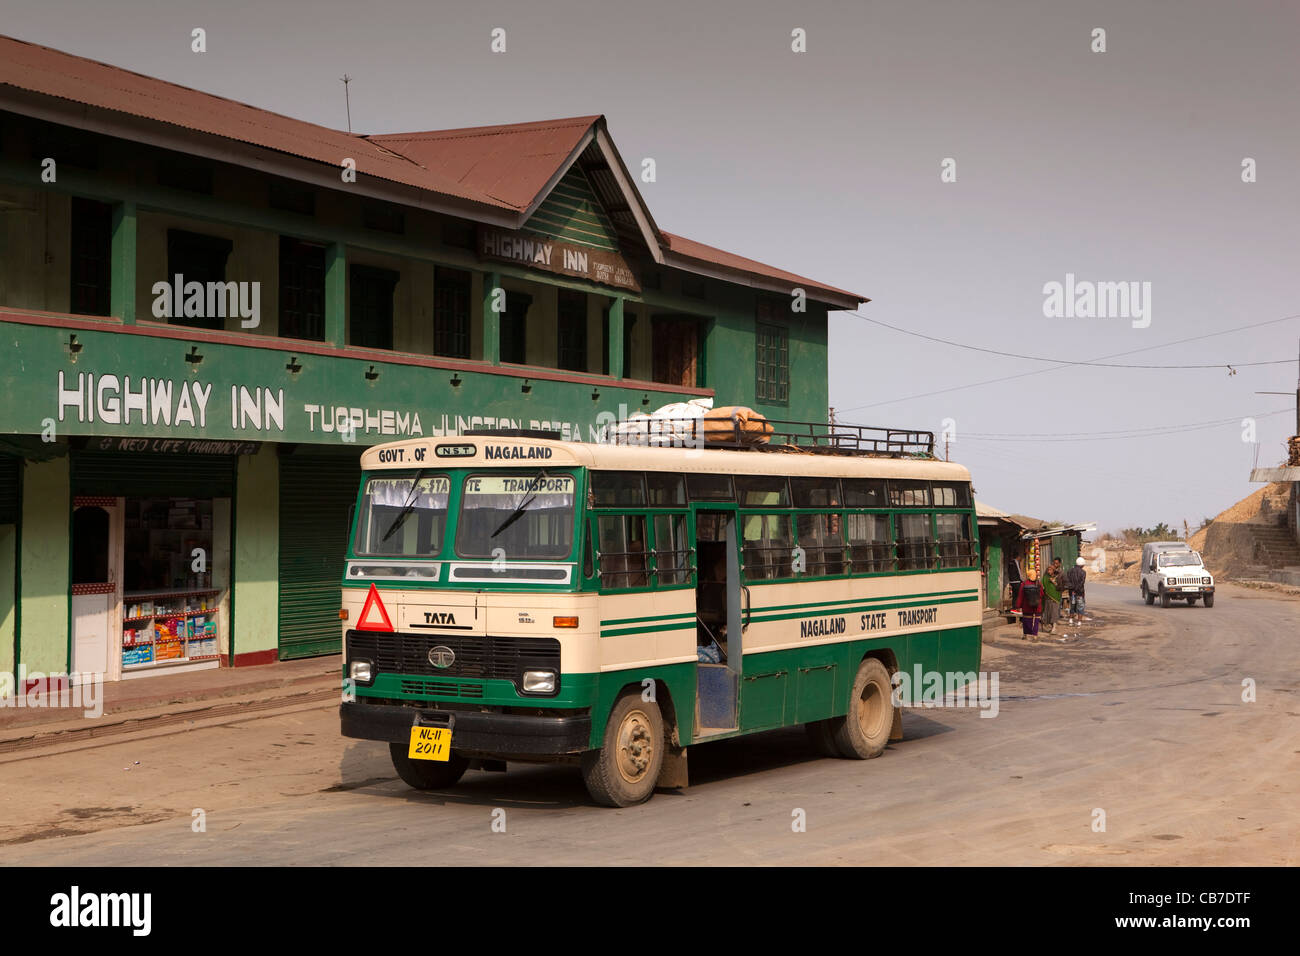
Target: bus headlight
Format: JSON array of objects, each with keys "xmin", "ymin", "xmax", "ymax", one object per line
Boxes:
[
  {"xmin": 522, "ymin": 670, "xmax": 557, "ymax": 694},
  {"xmin": 350, "ymin": 659, "xmax": 374, "ymax": 685}
]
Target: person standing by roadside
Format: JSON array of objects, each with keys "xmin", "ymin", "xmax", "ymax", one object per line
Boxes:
[
  {"xmin": 1015, "ymin": 568, "xmax": 1044, "ymax": 640},
  {"xmin": 1042, "ymin": 559, "xmax": 1063, "ymax": 633},
  {"xmin": 1065, "ymin": 556, "xmax": 1088, "ymax": 623}
]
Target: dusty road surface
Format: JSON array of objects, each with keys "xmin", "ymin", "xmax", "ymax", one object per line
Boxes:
[{"xmin": 3, "ymin": 582, "xmax": 1296, "ymax": 865}]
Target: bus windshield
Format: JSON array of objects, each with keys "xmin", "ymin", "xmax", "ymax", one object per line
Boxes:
[
  {"xmin": 455, "ymin": 472, "xmax": 576, "ymax": 560},
  {"xmin": 354, "ymin": 473, "xmax": 451, "ymax": 556}
]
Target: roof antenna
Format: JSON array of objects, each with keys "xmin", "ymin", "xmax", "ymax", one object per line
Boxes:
[{"xmin": 341, "ymin": 74, "xmax": 353, "ymax": 133}]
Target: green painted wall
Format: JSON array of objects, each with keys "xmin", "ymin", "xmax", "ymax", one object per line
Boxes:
[
  {"xmin": 986, "ymin": 537, "xmax": 1002, "ymax": 608},
  {"xmin": 19, "ymin": 457, "xmax": 69, "ymax": 672},
  {"xmin": 0, "ymin": 524, "xmax": 15, "ymax": 685},
  {"xmin": 233, "ymin": 446, "xmax": 279, "ymax": 656},
  {"xmin": 0, "ymin": 320, "xmax": 703, "ymax": 445}
]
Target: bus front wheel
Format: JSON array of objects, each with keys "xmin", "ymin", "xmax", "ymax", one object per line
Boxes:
[
  {"xmin": 829, "ymin": 658, "xmax": 895, "ymax": 760},
  {"xmin": 389, "ymin": 743, "xmax": 470, "ymax": 790},
  {"xmin": 581, "ymin": 691, "xmax": 665, "ymax": 807}
]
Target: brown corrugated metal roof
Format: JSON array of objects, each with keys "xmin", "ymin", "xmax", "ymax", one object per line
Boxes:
[
  {"xmin": 662, "ymin": 232, "xmax": 864, "ymax": 302},
  {"xmin": 0, "ymin": 33, "xmax": 519, "ymax": 208},
  {"xmin": 369, "ymin": 117, "xmax": 598, "ymax": 211},
  {"xmin": 0, "ymin": 32, "xmax": 866, "ymax": 305}
]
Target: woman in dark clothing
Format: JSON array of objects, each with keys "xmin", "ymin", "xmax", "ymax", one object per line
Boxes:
[{"xmin": 1015, "ymin": 568, "xmax": 1044, "ymax": 641}]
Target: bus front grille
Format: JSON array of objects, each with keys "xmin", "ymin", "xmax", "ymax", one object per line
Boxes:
[
  {"xmin": 348, "ymin": 631, "xmax": 561, "ymax": 682},
  {"xmin": 399, "ymin": 679, "xmax": 485, "ymax": 699}
]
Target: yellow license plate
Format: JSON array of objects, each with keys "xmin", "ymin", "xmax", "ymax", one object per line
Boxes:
[{"xmin": 408, "ymin": 726, "xmax": 452, "ymax": 761}]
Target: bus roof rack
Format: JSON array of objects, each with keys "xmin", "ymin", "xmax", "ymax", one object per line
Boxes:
[{"xmin": 600, "ymin": 416, "xmax": 937, "ymax": 459}]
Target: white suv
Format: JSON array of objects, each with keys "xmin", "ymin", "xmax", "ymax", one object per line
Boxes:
[{"xmin": 1139, "ymin": 542, "xmax": 1215, "ymax": 608}]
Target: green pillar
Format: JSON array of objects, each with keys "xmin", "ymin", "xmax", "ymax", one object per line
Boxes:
[
  {"xmin": 607, "ymin": 297, "xmax": 625, "ymax": 379},
  {"xmin": 325, "ymin": 242, "xmax": 347, "ymax": 346},
  {"xmin": 110, "ymin": 200, "xmax": 136, "ymax": 323},
  {"xmin": 482, "ymin": 271, "xmax": 501, "ymax": 365}
]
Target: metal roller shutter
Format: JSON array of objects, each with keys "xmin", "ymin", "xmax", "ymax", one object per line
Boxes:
[
  {"xmin": 71, "ymin": 450, "xmax": 237, "ymax": 497},
  {"xmin": 278, "ymin": 455, "xmax": 360, "ymax": 659}
]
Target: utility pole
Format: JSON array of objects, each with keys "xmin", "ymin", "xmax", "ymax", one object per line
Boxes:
[
  {"xmin": 1255, "ymin": 337, "xmax": 1300, "ymax": 449},
  {"xmin": 341, "ymin": 74, "xmax": 353, "ymax": 133}
]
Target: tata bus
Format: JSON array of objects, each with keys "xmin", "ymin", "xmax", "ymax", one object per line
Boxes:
[{"xmin": 338, "ymin": 420, "xmax": 982, "ymax": 806}]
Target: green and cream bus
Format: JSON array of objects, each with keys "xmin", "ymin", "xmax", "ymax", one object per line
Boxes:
[{"xmin": 339, "ymin": 422, "xmax": 982, "ymax": 806}]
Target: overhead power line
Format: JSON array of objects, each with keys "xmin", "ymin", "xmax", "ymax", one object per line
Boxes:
[
  {"xmin": 956, "ymin": 407, "xmax": 1290, "ymax": 443},
  {"xmin": 835, "ymin": 311, "xmax": 1300, "ymax": 412},
  {"xmin": 848, "ymin": 311, "xmax": 1300, "ymax": 369}
]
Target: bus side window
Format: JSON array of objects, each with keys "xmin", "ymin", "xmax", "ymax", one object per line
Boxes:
[
  {"xmin": 936, "ymin": 513, "xmax": 974, "ymax": 568},
  {"xmin": 895, "ymin": 512, "xmax": 934, "ymax": 571},
  {"xmin": 597, "ymin": 514, "xmax": 648, "ymax": 589},
  {"xmin": 652, "ymin": 513, "xmax": 691, "ymax": 586},
  {"xmin": 796, "ymin": 512, "xmax": 843, "ymax": 576},
  {"xmin": 742, "ymin": 513, "xmax": 793, "ymax": 580},
  {"xmin": 847, "ymin": 513, "xmax": 891, "ymax": 573}
]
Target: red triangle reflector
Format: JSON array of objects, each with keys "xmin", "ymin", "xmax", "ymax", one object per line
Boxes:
[{"xmin": 356, "ymin": 583, "xmax": 394, "ymax": 632}]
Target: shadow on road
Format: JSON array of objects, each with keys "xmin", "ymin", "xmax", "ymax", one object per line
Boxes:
[{"xmin": 328, "ymin": 716, "xmax": 961, "ymax": 811}]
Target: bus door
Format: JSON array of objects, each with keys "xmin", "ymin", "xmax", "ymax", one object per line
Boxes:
[{"xmin": 692, "ymin": 507, "xmax": 742, "ymax": 734}]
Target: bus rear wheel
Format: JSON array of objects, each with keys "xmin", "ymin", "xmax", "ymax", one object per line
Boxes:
[
  {"xmin": 581, "ymin": 691, "xmax": 665, "ymax": 807},
  {"xmin": 389, "ymin": 743, "xmax": 470, "ymax": 790},
  {"xmin": 829, "ymin": 658, "xmax": 895, "ymax": 760}
]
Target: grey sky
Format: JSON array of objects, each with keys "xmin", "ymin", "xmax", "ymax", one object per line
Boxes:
[{"xmin": 3, "ymin": 0, "xmax": 1297, "ymax": 530}]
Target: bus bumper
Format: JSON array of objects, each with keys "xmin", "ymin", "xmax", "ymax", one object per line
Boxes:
[{"xmin": 340, "ymin": 702, "xmax": 591, "ymax": 756}]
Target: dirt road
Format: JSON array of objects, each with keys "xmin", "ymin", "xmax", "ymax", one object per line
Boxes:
[{"xmin": 2, "ymin": 582, "xmax": 1296, "ymax": 865}]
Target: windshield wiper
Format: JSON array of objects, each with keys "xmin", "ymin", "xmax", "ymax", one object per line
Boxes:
[
  {"xmin": 381, "ymin": 468, "xmax": 428, "ymax": 543},
  {"xmin": 490, "ymin": 470, "xmax": 549, "ymax": 540}
]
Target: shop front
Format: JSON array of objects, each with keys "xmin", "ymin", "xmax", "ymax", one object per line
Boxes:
[{"xmin": 68, "ymin": 443, "xmax": 238, "ymax": 681}]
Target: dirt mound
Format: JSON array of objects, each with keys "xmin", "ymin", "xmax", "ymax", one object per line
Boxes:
[{"xmin": 1193, "ymin": 482, "xmax": 1293, "ymax": 580}]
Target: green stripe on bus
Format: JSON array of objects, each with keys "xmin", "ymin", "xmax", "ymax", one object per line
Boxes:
[
  {"xmin": 600, "ymin": 621, "xmax": 697, "ymax": 638},
  {"xmin": 600, "ymin": 611, "xmax": 696, "ymax": 627}
]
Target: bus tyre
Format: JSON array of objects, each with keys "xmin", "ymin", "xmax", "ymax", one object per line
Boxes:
[
  {"xmin": 389, "ymin": 743, "xmax": 470, "ymax": 790},
  {"xmin": 581, "ymin": 692, "xmax": 665, "ymax": 807},
  {"xmin": 830, "ymin": 658, "xmax": 895, "ymax": 760}
]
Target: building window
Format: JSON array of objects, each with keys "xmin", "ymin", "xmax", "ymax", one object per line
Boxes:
[
  {"xmin": 279, "ymin": 237, "xmax": 326, "ymax": 341},
  {"xmin": 269, "ymin": 180, "xmax": 316, "ymax": 217},
  {"xmin": 69, "ymin": 197, "xmax": 112, "ymax": 317},
  {"xmin": 442, "ymin": 220, "xmax": 475, "ymax": 250},
  {"xmin": 362, "ymin": 203, "xmax": 405, "ymax": 234},
  {"xmin": 157, "ymin": 154, "xmax": 214, "ymax": 195},
  {"xmin": 557, "ymin": 290, "xmax": 588, "ymax": 372},
  {"xmin": 349, "ymin": 264, "xmax": 398, "ymax": 350},
  {"xmin": 756, "ymin": 322, "xmax": 789, "ymax": 405},
  {"xmin": 167, "ymin": 229, "xmax": 233, "ymax": 330},
  {"xmin": 433, "ymin": 267, "xmax": 471, "ymax": 359},
  {"xmin": 652, "ymin": 316, "xmax": 700, "ymax": 388},
  {"xmin": 500, "ymin": 291, "xmax": 531, "ymax": 364}
]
